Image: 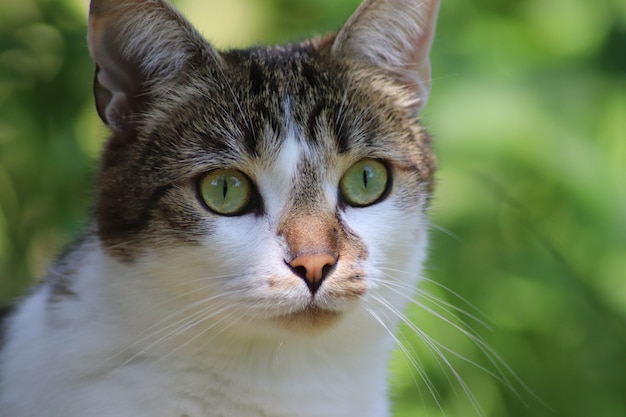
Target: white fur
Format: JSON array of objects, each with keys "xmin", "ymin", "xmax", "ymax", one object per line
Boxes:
[{"xmin": 256, "ymin": 105, "xmax": 305, "ymax": 218}]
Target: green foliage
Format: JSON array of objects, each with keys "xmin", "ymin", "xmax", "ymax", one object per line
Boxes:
[
  {"xmin": 1, "ymin": 0, "xmax": 624, "ymax": 416},
  {"xmin": 0, "ymin": 0, "xmax": 96, "ymax": 299}
]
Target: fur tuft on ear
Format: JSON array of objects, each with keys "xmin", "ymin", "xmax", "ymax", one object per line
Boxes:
[
  {"xmin": 332, "ymin": 0, "xmax": 440, "ymax": 114},
  {"xmin": 88, "ymin": 0, "xmax": 218, "ymax": 131}
]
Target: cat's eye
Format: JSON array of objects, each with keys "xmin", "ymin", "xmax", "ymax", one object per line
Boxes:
[
  {"xmin": 340, "ymin": 159, "xmax": 389, "ymax": 207},
  {"xmin": 198, "ymin": 169, "xmax": 253, "ymax": 215}
]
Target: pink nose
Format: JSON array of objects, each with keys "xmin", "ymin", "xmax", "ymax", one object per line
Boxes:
[{"xmin": 288, "ymin": 253, "xmax": 337, "ymax": 294}]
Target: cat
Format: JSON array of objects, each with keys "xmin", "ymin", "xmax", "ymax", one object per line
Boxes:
[{"xmin": 0, "ymin": 0, "xmax": 439, "ymax": 416}]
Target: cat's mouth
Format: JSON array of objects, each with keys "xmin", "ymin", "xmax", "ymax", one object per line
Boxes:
[{"xmin": 264, "ymin": 269, "xmax": 367, "ymax": 332}]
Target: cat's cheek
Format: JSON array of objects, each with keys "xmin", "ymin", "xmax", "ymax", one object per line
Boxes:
[
  {"xmin": 319, "ymin": 274, "xmax": 368, "ymax": 303},
  {"xmin": 341, "ymin": 203, "xmax": 426, "ymax": 275},
  {"xmin": 203, "ymin": 217, "xmax": 269, "ymax": 263}
]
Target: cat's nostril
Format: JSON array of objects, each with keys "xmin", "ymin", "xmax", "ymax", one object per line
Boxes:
[{"xmin": 288, "ymin": 253, "xmax": 337, "ymax": 294}]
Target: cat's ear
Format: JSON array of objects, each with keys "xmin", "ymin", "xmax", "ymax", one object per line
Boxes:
[
  {"xmin": 332, "ymin": 0, "xmax": 440, "ymax": 114},
  {"xmin": 87, "ymin": 0, "xmax": 218, "ymax": 131}
]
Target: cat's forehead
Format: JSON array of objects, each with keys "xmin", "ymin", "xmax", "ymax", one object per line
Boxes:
[
  {"xmin": 221, "ymin": 44, "xmax": 326, "ymax": 91},
  {"xmin": 149, "ymin": 43, "xmax": 415, "ymax": 166}
]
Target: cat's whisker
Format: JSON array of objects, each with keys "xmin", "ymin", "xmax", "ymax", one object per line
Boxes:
[
  {"xmin": 415, "ymin": 288, "xmax": 493, "ymax": 332},
  {"xmin": 363, "ymin": 304, "xmax": 445, "ymax": 412},
  {"xmin": 160, "ymin": 272, "xmax": 258, "ymax": 296},
  {"xmin": 368, "ymin": 294, "xmax": 487, "ymax": 417},
  {"xmin": 151, "ymin": 305, "xmax": 246, "ymax": 367},
  {"xmin": 374, "ymin": 276, "xmax": 507, "ymax": 374},
  {"xmin": 111, "ymin": 291, "xmax": 240, "ymax": 362},
  {"xmin": 118, "ymin": 299, "xmax": 238, "ymax": 367},
  {"xmin": 413, "ymin": 291, "xmax": 533, "ymax": 407},
  {"xmin": 420, "ymin": 277, "xmax": 492, "ymax": 323},
  {"xmin": 428, "ymin": 222, "xmax": 462, "ymax": 242},
  {"xmin": 373, "ymin": 272, "xmax": 493, "ymax": 332},
  {"xmin": 377, "ymin": 266, "xmax": 492, "ymax": 325},
  {"xmin": 364, "ymin": 296, "xmax": 473, "ymax": 415},
  {"xmin": 111, "ymin": 272, "xmax": 262, "ymax": 358},
  {"xmin": 370, "ymin": 270, "xmax": 534, "ymax": 408}
]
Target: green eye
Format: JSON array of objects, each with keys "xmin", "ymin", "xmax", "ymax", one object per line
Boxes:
[
  {"xmin": 199, "ymin": 169, "xmax": 253, "ymax": 215},
  {"xmin": 340, "ymin": 159, "xmax": 389, "ymax": 207}
]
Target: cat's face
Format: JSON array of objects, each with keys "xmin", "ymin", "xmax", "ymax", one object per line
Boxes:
[{"xmin": 88, "ymin": 0, "xmax": 438, "ymax": 336}]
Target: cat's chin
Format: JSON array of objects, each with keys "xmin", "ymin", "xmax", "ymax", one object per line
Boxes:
[{"xmin": 274, "ymin": 306, "xmax": 343, "ymax": 333}]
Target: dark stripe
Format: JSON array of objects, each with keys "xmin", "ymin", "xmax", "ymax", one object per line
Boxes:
[
  {"xmin": 248, "ymin": 61, "xmax": 264, "ymax": 95},
  {"xmin": 97, "ymin": 183, "xmax": 173, "ymax": 245},
  {"xmin": 300, "ymin": 60, "xmax": 318, "ymax": 87},
  {"xmin": 0, "ymin": 303, "xmax": 16, "ymax": 352},
  {"xmin": 307, "ymin": 101, "xmax": 325, "ymax": 144},
  {"xmin": 334, "ymin": 111, "xmax": 351, "ymax": 154}
]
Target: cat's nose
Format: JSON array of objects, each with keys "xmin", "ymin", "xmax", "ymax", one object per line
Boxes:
[{"xmin": 288, "ymin": 253, "xmax": 337, "ymax": 294}]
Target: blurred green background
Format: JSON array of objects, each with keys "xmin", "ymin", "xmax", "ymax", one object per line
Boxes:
[{"xmin": 1, "ymin": 0, "xmax": 624, "ymax": 416}]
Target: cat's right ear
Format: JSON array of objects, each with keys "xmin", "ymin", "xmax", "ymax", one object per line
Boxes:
[
  {"xmin": 87, "ymin": 0, "xmax": 219, "ymax": 131},
  {"xmin": 332, "ymin": 0, "xmax": 440, "ymax": 115}
]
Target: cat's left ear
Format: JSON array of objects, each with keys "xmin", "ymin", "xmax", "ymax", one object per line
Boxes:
[
  {"xmin": 332, "ymin": 0, "xmax": 440, "ymax": 114},
  {"xmin": 87, "ymin": 0, "xmax": 219, "ymax": 132}
]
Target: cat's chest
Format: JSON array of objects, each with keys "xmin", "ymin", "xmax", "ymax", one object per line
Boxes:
[{"xmin": 100, "ymin": 357, "xmax": 386, "ymax": 417}]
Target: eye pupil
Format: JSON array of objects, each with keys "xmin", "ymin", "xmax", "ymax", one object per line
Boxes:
[{"xmin": 222, "ymin": 179, "xmax": 228, "ymax": 198}]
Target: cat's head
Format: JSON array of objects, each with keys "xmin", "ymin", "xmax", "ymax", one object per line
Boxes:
[{"xmin": 87, "ymin": 0, "xmax": 439, "ymax": 336}]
